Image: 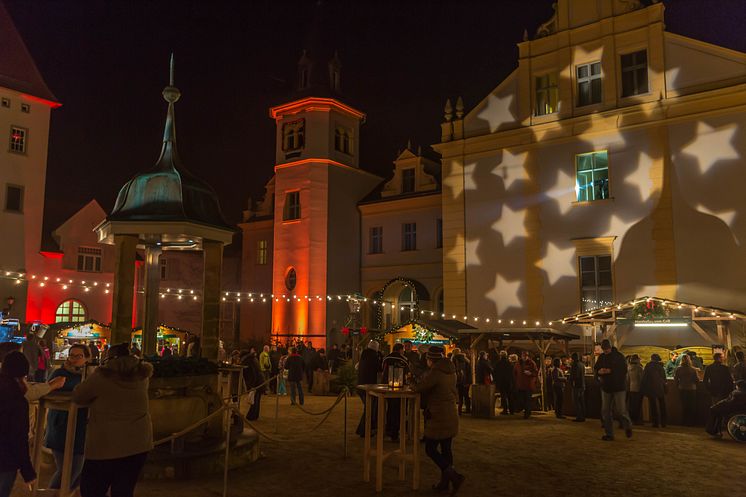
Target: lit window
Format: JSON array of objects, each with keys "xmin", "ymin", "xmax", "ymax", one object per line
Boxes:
[
  {"xmin": 9, "ymin": 126, "xmax": 27, "ymax": 154},
  {"xmin": 5, "ymin": 185, "xmax": 23, "ymax": 213},
  {"xmin": 579, "ymin": 255, "xmax": 612, "ymax": 312},
  {"xmin": 21, "ymin": 103, "xmax": 30, "ymax": 113},
  {"xmin": 160, "ymin": 258, "xmax": 168, "ymax": 279},
  {"xmin": 402, "ymin": 222, "xmax": 417, "ymax": 251},
  {"xmin": 282, "ymin": 119, "xmax": 305, "ymax": 152},
  {"xmin": 1, "ymin": 98, "xmax": 9, "ymax": 108},
  {"xmin": 576, "ymin": 62, "xmax": 602, "ymax": 107},
  {"xmin": 55, "ymin": 299, "xmax": 87, "ymax": 323},
  {"xmin": 436, "ymin": 218, "xmax": 443, "ymax": 249},
  {"xmin": 256, "ymin": 240, "xmax": 268, "ymax": 265},
  {"xmin": 369, "ymin": 226, "xmax": 383, "ymax": 254},
  {"xmin": 401, "ymin": 169, "xmax": 415, "ymax": 194},
  {"xmin": 283, "ymin": 191, "xmax": 301, "ymax": 221},
  {"xmin": 77, "ymin": 247, "xmax": 102, "ymax": 273},
  {"xmin": 621, "ymin": 50, "xmax": 648, "ymax": 97},
  {"xmin": 334, "ymin": 127, "xmax": 352, "ymax": 155},
  {"xmin": 575, "ymin": 151, "xmax": 609, "ymax": 202},
  {"xmin": 535, "ymin": 73, "xmax": 558, "ymax": 116}
]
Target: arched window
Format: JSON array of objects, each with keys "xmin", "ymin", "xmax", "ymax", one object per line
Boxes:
[
  {"xmin": 55, "ymin": 299, "xmax": 86, "ymax": 323},
  {"xmin": 398, "ymin": 286, "xmax": 416, "ymax": 323}
]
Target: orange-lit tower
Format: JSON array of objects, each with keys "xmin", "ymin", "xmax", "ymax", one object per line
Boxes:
[{"xmin": 268, "ymin": 50, "xmax": 380, "ymax": 347}]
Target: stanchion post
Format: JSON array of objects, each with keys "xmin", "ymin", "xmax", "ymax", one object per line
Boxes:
[
  {"xmin": 343, "ymin": 388, "xmax": 348, "ymax": 459},
  {"xmin": 222, "ymin": 406, "xmax": 231, "ymax": 497},
  {"xmin": 275, "ymin": 381, "xmax": 280, "ymax": 433}
]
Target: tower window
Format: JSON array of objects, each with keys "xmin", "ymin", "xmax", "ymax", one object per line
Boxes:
[
  {"xmin": 285, "ymin": 267, "xmax": 297, "ymax": 292},
  {"xmin": 369, "ymin": 226, "xmax": 383, "ymax": 254},
  {"xmin": 9, "ymin": 126, "xmax": 27, "ymax": 154},
  {"xmin": 1, "ymin": 98, "xmax": 9, "ymax": 108},
  {"xmin": 160, "ymin": 258, "xmax": 168, "ymax": 279},
  {"xmin": 402, "ymin": 223, "xmax": 417, "ymax": 251},
  {"xmin": 283, "ymin": 191, "xmax": 301, "ymax": 221},
  {"xmin": 282, "ymin": 119, "xmax": 305, "ymax": 152},
  {"xmin": 256, "ymin": 240, "xmax": 268, "ymax": 265},
  {"xmin": 334, "ymin": 127, "xmax": 352, "ymax": 155},
  {"xmin": 21, "ymin": 103, "xmax": 30, "ymax": 113},
  {"xmin": 535, "ymin": 73, "xmax": 558, "ymax": 116},
  {"xmin": 576, "ymin": 62, "xmax": 602, "ymax": 107},
  {"xmin": 575, "ymin": 151, "xmax": 609, "ymax": 202},
  {"xmin": 621, "ymin": 50, "xmax": 648, "ymax": 97},
  {"xmin": 401, "ymin": 169, "xmax": 415, "ymax": 194},
  {"xmin": 5, "ymin": 185, "xmax": 23, "ymax": 213},
  {"xmin": 77, "ymin": 246, "xmax": 102, "ymax": 273}
]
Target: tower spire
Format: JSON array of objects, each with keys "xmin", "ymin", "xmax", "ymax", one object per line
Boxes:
[{"xmin": 162, "ymin": 53, "xmax": 181, "ymax": 144}]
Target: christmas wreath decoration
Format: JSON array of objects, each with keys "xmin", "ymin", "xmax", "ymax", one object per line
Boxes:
[{"xmin": 633, "ymin": 299, "xmax": 669, "ymax": 321}]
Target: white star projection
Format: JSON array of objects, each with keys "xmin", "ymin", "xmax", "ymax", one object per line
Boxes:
[
  {"xmin": 546, "ymin": 168, "xmax": 576, "ymax": 215},
  {"xmin": 463, "ymin": 162, "xmax": 478, "ymax": 191},
  {"xmin": 680, "ymin": 122, "xmax": 738, "ymax": 174},
  {"xmin": 622, "ymin": 150, "xmax": 655, "ymax": 203},
  {"xmin": 536, "ymin": 241, "xmax": 576, "ymax": 286},
  {"xmin": 464, "ymin": 238, "xmax": 480, "ymax": 266},
  {"xmin": 477, "ymin": 94, "xmax": 515, "ymax": 133},
  {"xmin": 489, "ymin": 274, "xmax": 522, "ymax": 314},
  {"xmin": 496, "ymin": 149, "xmax": 528, "ymax": 191},
  {"xmin": 491, "ymin": 203, "xmax": 525, "ymax": 246}
]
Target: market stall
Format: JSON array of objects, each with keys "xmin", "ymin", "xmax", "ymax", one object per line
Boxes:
[
  {"xmin": 50, "ymin": 320, "xmax": 111, "ymax": 359},
  {"xmin": 375, "ymin": 318, "xmax": 474, "ymax": 355},
  {"xmin": 131, "ymin": 324, "xmax": 190, "ymax": 356}
]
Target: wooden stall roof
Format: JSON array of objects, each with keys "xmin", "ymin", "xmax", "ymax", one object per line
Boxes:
[
  {"xmin": 376, "ymin": 318, "xmax": 476, "ymax": 341},
  {"xmin": 458, "ymin": 327, "xmax": 580, "ymax": 341}
]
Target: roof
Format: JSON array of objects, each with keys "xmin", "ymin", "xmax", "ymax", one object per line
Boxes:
[
  {"xmin": 379, "ymin": 318, "xmax": 476, "ymax": 341},
  {"xmin": 458, "ymin": 327, "xmax": 580, "ymax": 341},
  {"xmin": 0, "ymin": 2, "xmax": 58, "ymax": 103}
]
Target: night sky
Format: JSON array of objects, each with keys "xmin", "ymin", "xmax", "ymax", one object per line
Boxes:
[{"xmin": 4, "ymin": 0, "xmax": 745, "ymax": 239}]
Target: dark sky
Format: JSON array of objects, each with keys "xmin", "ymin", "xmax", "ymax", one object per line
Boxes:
[{"xmin": 4, "ymin": 0, "xmax": 745, "ymax": 237}]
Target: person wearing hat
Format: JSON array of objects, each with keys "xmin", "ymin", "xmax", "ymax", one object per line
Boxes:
[
  {"xmin": 414, "ymin": 345, "xmax": 465, "ymax": 494},
  {"xmin": 355, "ymin": 340, "xmax": 382, "ymax": 437},
  {"xmin": 594, "ymin": 339, "xmax": 633, "ymax": 440},
  {"xmin": 0, "ymin": 351, "xmax": 36, "ymax": 497},
  {"xmin": 73, "ymin": 343, "xmax": 153, "ymax": 497},
  {"xmin": 640, "ymin": 353, "xmax": 667, "ymax": 428},
  {"xmin": 705, "ymin": 379, "xmax": 746, "ymax": 437}
]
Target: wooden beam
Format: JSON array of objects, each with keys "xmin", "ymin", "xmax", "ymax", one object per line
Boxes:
[{"xmin": 690, "ymin": 322, "xmax": 716, "ymax": 344}]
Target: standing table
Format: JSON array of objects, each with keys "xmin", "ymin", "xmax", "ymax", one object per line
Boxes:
[{"xmin": 359, "ymin": 384, "xmax": 421, "ymax": 492}]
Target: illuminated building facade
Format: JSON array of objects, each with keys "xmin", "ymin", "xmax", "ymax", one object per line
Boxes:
[
  {"xmin": 0, "ymin": 3, "xmax": 60, "ymax": 323},
  {"xmin": 436, "ymin": 0, "xmax": 746, "ymax": 325}
]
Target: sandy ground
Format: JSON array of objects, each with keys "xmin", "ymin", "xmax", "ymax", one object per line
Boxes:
[{"xmin": 16, "ymin": 392, "xmax": 743, "ymax": 497}]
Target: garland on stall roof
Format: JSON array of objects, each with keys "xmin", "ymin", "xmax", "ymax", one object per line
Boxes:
[{"xmin": 633, "ymin": 299, "xmax": 669, "ymax": 321}]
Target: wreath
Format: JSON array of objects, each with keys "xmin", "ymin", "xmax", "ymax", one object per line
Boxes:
[
  {"xmin": 412, "ymin": 324, "xmax": 435, "ymax": 343},
  {"xmin": 633, "ymin": 299, "xmax": 668, "ymax": 321}
]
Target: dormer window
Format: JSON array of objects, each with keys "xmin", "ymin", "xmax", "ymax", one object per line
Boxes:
[
  {"xmin": 334, "ymin": 126, "xmax": 352, "ymax": 155},
  {"xmin": 401, "ymin": 169, "xmax": 415, "ymax": 194},
  {"xmin": 282, "ymin": 119, "xmax": 305, "ymax": 152}
]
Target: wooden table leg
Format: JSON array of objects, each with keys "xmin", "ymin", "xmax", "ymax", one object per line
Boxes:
[
  {"xmin": 60, "ymin": 405, "xmax": 78, "ymax": 496},
  {"xmin": 363, "ymin": 390, "xmax": 371, "ymax": 482},
  {"xmin": 412, "ymin": 395, "xmax": 420, "ymax": 490},
  {"xmin": 31, "ymin": 400, "xmax": 46, "ymax": 497},
  {"xmin": 375, "ymin": 394, "xmax": 385, "ymax": 492},
  {"xmin": 398, "ymin": 398, "xmax": 406, "ymax": 480}
]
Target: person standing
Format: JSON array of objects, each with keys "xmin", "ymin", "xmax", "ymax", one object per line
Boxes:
[
  {"xmin": 284, "ymin": 347, "xmax": 305, "ymax": 406},
  {"xmin": 703, "ymin": 353, "xmax": 734, "ymax": 404},
  {"xmin": 550, "ymin": 357, "xmax": 567, "ymax": 419},
  {"xmin": 627, "ymin": 354, "xmax": 644, "ymax": 425},
  {"xmin": 302, "ymin": 341, "xmax": 316, "ymax": 391},
  {"xmin": 569, "ymin": 352, "xmax": 586, "ymax": 422},
  {"xmin": 259, "ymin": 345, "xmax": 272, "ymax": 390},
  {"xmin": 594, "ymin": 339, "xmax": 633, "ymax": 440},
  {"xmin": 450, "ymin": 348, "xmax": 471, "ymax": 415},
  {"xmin": 414, "ymin": 346, "xmax": 465, "ymax": 494},
  {"xmin": 494, "ymin": 351, "xmax": 514, "ymax": 415},
  {"xmin": 242, "ymin": 350, "xmax": 266, "ymax": 421},
  {"xmin": 475, "ymin": 351, "xmax": 493, "ymax": 385},
  {"xmin": 21, "ymin": 332, "xmax": 42, "ymax": 381},
  {"xmin": 664, "ymin": 351, "xmax": 678, "ymax": 378},
  {"xmin": 35, "ymin": 339, "xmax": 51, "ymax": 382},
  {"xmin": 46, "ymin": 344, "xmax": 91, "ymax": 493},
  {"xmin": 513, "ymin": 351, "xmax": 538, "ymax": 419},
  {"xmin": 0, "ymin": 352, "xmax": 36, "ymax": 497},
  {"xmin": 674, "ymin": 354, "xmax": 699, "ymax": 426},
  {"xmin": 732, "ymin": 351, "xmax": 746, "ymax": 381},
  {"xmin": 186, "ymin": 336, "xmax": 200, "ymax": 358},
  {"xmin": 73, "ymin": 343, "xmax": 153, "ymax": 497},
  {"xmin": 640, "ymin": 353, "xmax": 667, "ymax": 428},
  {"xmin": 355, "ymin": 341, "xmax": 381, "ymax": 437}
]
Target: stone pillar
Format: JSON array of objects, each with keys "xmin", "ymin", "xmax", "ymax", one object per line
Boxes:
[
  {"xmin": 142, "ymin": 245, "xmax": 162, "ymax": 356},
  {"xmin": 201, "ymin": 239, "xmax": 223, "ymax": 361},
  {"xmin": 111, "ymin": 234, "xmax": 138, "ymax": 346}
]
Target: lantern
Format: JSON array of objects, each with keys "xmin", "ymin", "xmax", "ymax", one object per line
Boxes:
[{"xmin": 388, "ymin": 364, "xmax": 404, "ymax": 389}]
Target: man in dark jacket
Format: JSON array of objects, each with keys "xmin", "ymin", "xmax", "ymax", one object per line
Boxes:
[
  {"xmin": 703, "ymin": 353, "xmax": 734, "ymax": 403},
  {"xmin": 640, "ymin": 353, "xmax": 667, "ymax": 427},
  {"xmin": 705, "ymin": 379, "xmax": 746, "ymax": 437},
  {"xmin": 475, "ymin": 351, "xmax": 493, "ymax": 386},
  {"xmin": 513, "ymin": 351, "xmax": 538, "ymax": 419},
  {"xmin": 0, "ymin": 352, "xmax": 36, "ymax": 494},
  {"xmin": 494, "ymin": 350, "xmax": 514, "ymax": 415},
  {"xmin": 569, "ymin": 352, "xmax": 586, "ymax": 422},
  {"xmin": 327, "ymin": 344, "xmax": 340, "ymax": 373},
  {"xmin": 242, "ymin": 351, "xmax": 266, "ymax": 421},
  {"xmin": 355, "ymin": 340, "xmax": 381, "ymax": 437},
  {"xmin": 302, "ymin": 341, "xmax": 316, "ymax": 391},
  {"xmin": 594, "ymin": 339, "xmax": 632, "ymax": 440},
  {"xmin": 284, "ymin": 347, "xmax": 305, "ymax": 406},
  {"xmin": 451, "ymin": 349, "xmax": 471, "ymax": 415}
]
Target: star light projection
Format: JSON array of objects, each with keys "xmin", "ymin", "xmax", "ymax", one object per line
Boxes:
[
  {"xmin": 536, "ymin": 241, "xmax": 577, "ymax": 286},
  {"xmin": 680, "ymin": 122, "xmax": 739, "ymax": 174},
  {"xmin": 489, "ymin": 273, "xmax": 522, "ymax": 314},
  {"xmin": 476, "ymin": 93, "xmax": 515, "ymax": 133}
]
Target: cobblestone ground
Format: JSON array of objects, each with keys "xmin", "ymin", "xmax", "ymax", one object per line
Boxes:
[{"xmin": 19, "ymin": 392, "xmax": 743, "ymax": 497}]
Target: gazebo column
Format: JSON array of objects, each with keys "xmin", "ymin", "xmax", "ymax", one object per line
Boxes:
[
  {"xmin": 142, "ymin": 245, "xmax": 162, "ymax": 356},
  {"xmin": 201, "ymin": 239, "xmax": 223, "ymax": 361},
  {"xmin": 111, "ymin": 234, "xmax": 138, "ymax": 345}
]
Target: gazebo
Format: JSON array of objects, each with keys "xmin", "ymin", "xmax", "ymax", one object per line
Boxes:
[{"xmin": 95, "ymin": 57, "xmax": 235, "ymax": 360}]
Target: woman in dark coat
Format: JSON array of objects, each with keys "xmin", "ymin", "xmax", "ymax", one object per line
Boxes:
[
  {"xmin": 475, "ymin": 351, "xmax": 493, "ymax": 385},
  {"xmin": 640, "ymin": 353, "xmax": 668, "ymax": 428},
  {"xmin": 242, "ymin": 351, "xmax": 266, "ymax": 421},
  {"xmin": 414, "ymin": 346, "xmax": 465, "ymax": 494}
]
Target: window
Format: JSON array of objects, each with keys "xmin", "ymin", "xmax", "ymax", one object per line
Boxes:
[
  {"xmin": 1, "ymin": 98, "xmax": 9, "ymax": 108},
  {"xmin": 398, "ymin": 286, "xmax": 416, "ymax": 323},
  {"xmin": 576, "ymin": 62, "xmax": 602, "ymax": 106},
  {"xmin": 9, "ymin": 126, "xmax": 27, "ymax": 154},
  {"xmin": 5, "ymin": 185, "xmax": 23, "ymax": 213},
  {"xmin": 285, "ymin": 267, "xmax": 297, "ymax": 291},
  {"xmin": 575, "ymin": 151, "xmax": 609, "ymax": 202},
  {"xmin": 256, "ymin": 240, "xmax": 268, "ymax": 265},
  {"xmin": 436, "ymin": 218, "xmax": 443, "ymax": 249},
  {"xmin": 77, "ymin": 247, "xmax": 102, "ymax": 273},
  {"xmin": 369, "ymin": 226, "xmax": 383, "ymax": 254},
  {"xmin": 283, "ymin": 191, "xmax": 301, "ymax": 221},
  {"xmin": 401, "ymin": 169, "xmax": 415, "ymax": 194},
  {"xmin": 334, "ymin": 127, "xmax": 352, "ymax": 155},
  {"xmin": 579, "ymin": 255, "xmax": 612, "ymax": 312},
  {"xmin": 535, "ymin": 73, "xmax": 558, "ymax": 116},
  {"xmin": 282, "ymin": 119, "xmax": 305, "ymax": 152},
  {"xmin": 55, "ymin": 299, "xmax": 86, "ymax": 323},
  {"xmin": 621, "ymin": 50, "xmax": 648, "ymax": 97},
  {"xmin": 160, "ymin": 258, "xmax": 168, "ymax": 280},
  {"xmin": 402, "ymin": 222, "xmax": 417, "ymax": 251},
  {"xmin": 21, "ymin": 103, "xmax": 30, "ymax": 113}
]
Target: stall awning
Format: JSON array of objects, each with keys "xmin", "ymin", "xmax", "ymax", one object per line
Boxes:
[{"xmin": 457, "ymin": 327, "xmax": 580, "ymax": 341}]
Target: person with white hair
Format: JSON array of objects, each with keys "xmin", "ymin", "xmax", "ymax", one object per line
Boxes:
[{"xmin": 355, "ymin": 340, "xmax": 381, "ymax": 437}]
